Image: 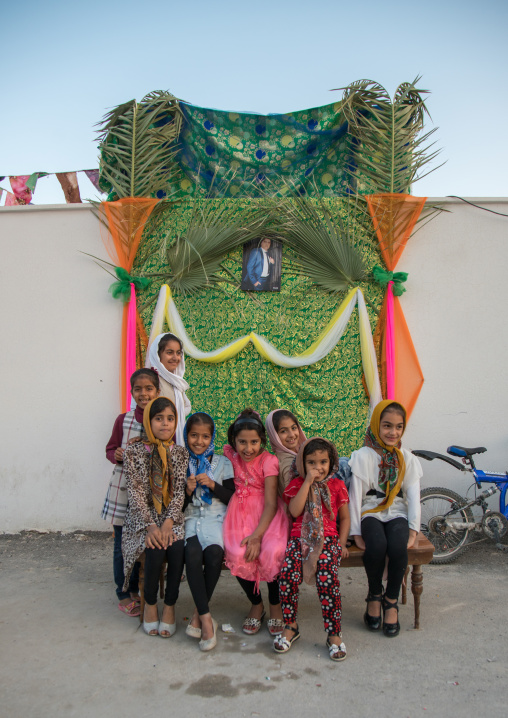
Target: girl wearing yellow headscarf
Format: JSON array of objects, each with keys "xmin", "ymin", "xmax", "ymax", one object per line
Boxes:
[
  {"xmin": 349, "ymin": 401, "xmax": 422, "ymax": 637},
  {"xmin": 121, "ymin": 397, "xmax": 189, "ymax": 637}
]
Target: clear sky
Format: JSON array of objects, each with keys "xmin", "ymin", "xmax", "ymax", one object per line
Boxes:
[{"xmin": 1, "ymin": 0, "xmax": 507, "ymax": 204}]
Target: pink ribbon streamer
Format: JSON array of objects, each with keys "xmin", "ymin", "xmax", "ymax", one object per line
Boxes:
[
  {"xmin": 125, "ymin": 283, "xmax": 137, "ymax": 409},
  {"xmin": 385, "ymin": 281, "xmax": 395, "ymax": 399}
]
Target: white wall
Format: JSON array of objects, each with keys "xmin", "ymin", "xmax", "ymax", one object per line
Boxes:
[
  {"xmin": 401, "ymin": 198, "xmax": 508, "ymax": 497},
  {"xmin": 1, "ymin": 198, "xmax": 507, "ymax": 532},
  {"xmin": 0, "ymin": 204, "xmax": 121, "ymax": 532}
]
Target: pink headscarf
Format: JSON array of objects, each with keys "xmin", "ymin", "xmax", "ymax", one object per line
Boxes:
[{"xmin": 265, "ymin": 409, "xmax": 307, "ymax": 456}]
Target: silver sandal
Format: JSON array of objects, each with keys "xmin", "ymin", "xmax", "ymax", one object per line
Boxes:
[
  {"xmin": 273, "ymin": 625, "xmax": 300, "ymax": 653},
  {"xmin": 327, "ymin": 636, "xmax": 347, "ymax": 661}
]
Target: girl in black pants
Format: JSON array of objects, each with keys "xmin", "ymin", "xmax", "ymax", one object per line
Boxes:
[
  {"xmin": 183, "ymin": 413, "xmax": 235, "ymax": 651},
  {"xmin": 349, "ymin": 401, "xmax": 422, "ymax": 637},
  {"xmin": 122, "ymin": 397, "xmax": 188, "ymax": 638}
]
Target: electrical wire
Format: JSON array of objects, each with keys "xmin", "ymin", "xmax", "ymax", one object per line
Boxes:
[{"xmin": 446, "ymin": 196, "xmax": 508, "ymax": 217}]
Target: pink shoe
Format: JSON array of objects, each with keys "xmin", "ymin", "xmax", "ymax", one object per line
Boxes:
[{"xmin": 118, "ymin": 601, "xmax": 141, "ymax": 617}]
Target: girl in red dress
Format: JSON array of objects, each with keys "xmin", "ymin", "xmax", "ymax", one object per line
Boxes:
[{"xmin": 275, "ymin": 437, "xmax": 350, "ymax": 661}]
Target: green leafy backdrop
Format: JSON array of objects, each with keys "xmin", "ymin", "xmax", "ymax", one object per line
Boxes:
[{"xmin": 134, "ymin": 198, "xmax": 383, "ymax": 454}]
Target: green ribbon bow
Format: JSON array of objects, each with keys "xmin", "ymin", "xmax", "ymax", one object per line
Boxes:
[
  {"xmin": 372, "ymin": 265, "xmax": 408, "ymax": 297},
  {"xmin": 109, "ymin": 267, "xmax": 151, "ymax": 302}
]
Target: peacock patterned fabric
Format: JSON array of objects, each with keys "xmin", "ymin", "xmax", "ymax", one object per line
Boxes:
[{"xmin": 146, "ymin": 100, "xmax": 357, "ymax": 201}]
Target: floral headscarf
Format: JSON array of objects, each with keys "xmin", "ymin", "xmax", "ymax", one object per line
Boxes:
[
  {"xmin": 362, "ymin": 400, "xmax": 406, "ymax": 516},
  {"xmin": 296, "ymin": 437, "xmax": 338, "ymax": 585}
]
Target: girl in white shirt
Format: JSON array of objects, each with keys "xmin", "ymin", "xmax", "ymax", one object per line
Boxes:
[{"xmin": 349, "ymin": 400, "xmax": 422, "ymax": 637}]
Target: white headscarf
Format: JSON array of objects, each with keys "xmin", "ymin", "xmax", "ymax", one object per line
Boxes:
[{"xmin": 147, "ymin": 333, "xmax": 191, "ymax": 446}]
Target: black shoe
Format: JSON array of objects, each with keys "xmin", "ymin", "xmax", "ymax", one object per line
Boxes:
[
  {"xmin": 363, "ymin": 593, "xmax": 382, "ymax": 631},
  {"xmin": 382, "ymin": 595, "xmax": 400, "ymax": 637}
]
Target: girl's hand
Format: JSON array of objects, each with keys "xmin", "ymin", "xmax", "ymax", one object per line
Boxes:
[
  {"xmin": 160, "ymin": 519, "xmax": 175, "ymax": 548},
  {"xmin": 186, "ymin": 474, "xmax": 197, "ymax": 495},
  {"xmin": 305, "ymin": 468, "xmax": 321, "ymax": 485},
  {"xmin": 240, "ymin": 534, "xmax": 261, "ymax": 562},
  {"xmin": 114, "ymin": 447, "xmax": 124, "ymax": 462},
  {"xmin": 127, "ymin": 436, "xmax": 141, "ymax": 445},
  {"xmin": 353, "ymin": 535, "xmax": 365, "ymax": 550},
  {"xmin": 196, "ymin": 473, "xmax": 215, "ymax": 490},
  {"xmin": 146, "ymin": 524, "xmax": 164, "ymax": 550},
  {"xmin": 407, "ymin": 529, "xmax": 418, "ymax": 549},
  {"xmin": 341, "ymin": 545, "xmax": 350, "ymax": 559}
]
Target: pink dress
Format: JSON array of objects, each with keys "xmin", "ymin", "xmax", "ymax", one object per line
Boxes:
[{"xmin": 223, "ymin": 445, "xmax": 290, "ymax": 587}]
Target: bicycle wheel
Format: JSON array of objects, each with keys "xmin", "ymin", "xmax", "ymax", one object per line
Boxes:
[{"xmin": 420, "ymin": 487, "xmax": 475, "ymax": 564}]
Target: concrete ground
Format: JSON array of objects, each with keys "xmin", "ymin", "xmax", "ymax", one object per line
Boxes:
[{"xmin": 0, "ymin": 532, "xmax": 506, "ymax": 718}]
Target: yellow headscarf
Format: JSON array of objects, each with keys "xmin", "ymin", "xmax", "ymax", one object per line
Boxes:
[
  {"xmin": 143, "ymin": 397, "xmax": 178, "ymax": 514},
  {"xmin": 362, "ymin": 400, "xmax": 406, "ymax": 516}
]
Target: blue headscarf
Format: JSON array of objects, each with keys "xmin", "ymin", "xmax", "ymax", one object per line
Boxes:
[{"xmin": 183, "ymin": 413, "xmax": 215, "ymax": 505}]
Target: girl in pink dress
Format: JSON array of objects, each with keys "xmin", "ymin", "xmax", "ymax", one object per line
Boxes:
[{"xmin": 223, "ymin": 409, "xmax": 290, "ymax": 636}]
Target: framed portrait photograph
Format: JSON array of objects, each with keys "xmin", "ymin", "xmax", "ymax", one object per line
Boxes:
[{"xmin": 240, "ymin": 237, "xmax": 282, "ymax": 292}]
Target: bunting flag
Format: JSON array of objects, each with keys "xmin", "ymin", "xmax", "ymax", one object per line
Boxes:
[
  {"xmin": 146, "ymin": 284, "xmax": 383, "ymax": 414},
  {"xmin": 0, "ymin": 169, "xmax": 105, "ymax": 205},
  {"xmin": 84, "ymin": 169, "xmax": 101, "ymax": 192},
  {"xmin": 56, "ymin": 172, "xmax": 82, "ymax": 203},
  {"xmin": 9, "ymin": 175, "xmax": 32, "ymax": 204}
]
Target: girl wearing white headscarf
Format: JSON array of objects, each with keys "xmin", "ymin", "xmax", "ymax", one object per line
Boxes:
[{"xmin": 147, "ymin": 333, "xmax": 191, "ymax": 446}]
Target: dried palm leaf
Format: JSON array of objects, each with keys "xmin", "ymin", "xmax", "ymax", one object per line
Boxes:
[
  {"xmin": 97, "ymin": 90, "xmax": 183, "ymax": 199},
  {"xmin": 337, "ymin": 77, "xmax": 443, "ymax": 194},
  {"xmin": 140, "ymin": 197, "xmax": 277, "ymax": 296},
  {"xmin": 273, "ymin": 187, "xmax": 371, "ymax": 293}
]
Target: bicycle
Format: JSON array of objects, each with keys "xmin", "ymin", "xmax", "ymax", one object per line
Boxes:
[{"xmin": 412, "ymin": 444, "xmax": 508, "ymax": 564}]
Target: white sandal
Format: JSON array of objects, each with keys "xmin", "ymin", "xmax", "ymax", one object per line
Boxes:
[
  {"xmin": 327, "ymin": 636, "xmax": 347, "ymax": 661},
  {"xmin": 158, "ymin": 621, "xmax": 176, "ymax": 638},
  {"xmin": 186, "ymin": 623, "xmax": 202, "ymax": 638},
  {"xmin": 143, "ymin": 620, "xmax": 159, "ymax": 636},
  {"xmin": 273, "ymin": 625, "xmax": 300, "ymax": 653},
  {"xmin": 199, "ymin": 619, "xmax": 218, "ymax": 652}
]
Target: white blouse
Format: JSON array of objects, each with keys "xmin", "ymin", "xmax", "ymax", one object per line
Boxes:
[{"xmin": 348, "ymin": 447, "xmax": 422, "ymax": 536}]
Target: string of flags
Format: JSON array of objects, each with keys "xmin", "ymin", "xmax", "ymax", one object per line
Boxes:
[{"xmin": 0, "ymin": 170, "xmax": 104, "ymax": 206}]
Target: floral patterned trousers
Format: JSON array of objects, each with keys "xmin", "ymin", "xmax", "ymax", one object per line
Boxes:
[{"xmin": 278, "ymin": 536, "xmax": 342, "ymax": 635}]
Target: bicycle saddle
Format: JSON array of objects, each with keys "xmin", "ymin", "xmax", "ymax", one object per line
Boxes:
[{"xmin": 447, "ymin": 445, "xmax": 487, "ymax": 457}]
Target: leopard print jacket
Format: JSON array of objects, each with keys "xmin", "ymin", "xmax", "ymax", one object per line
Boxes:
[{"xmin": 121, "ymin": 440, "xmax": 189, "ymax": 591}]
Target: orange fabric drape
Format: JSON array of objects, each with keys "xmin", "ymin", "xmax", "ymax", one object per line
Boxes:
[
  {"xmin": 366, "ymin": 193, "xmax": 426, "ymax": 419},
  {"xmin": 393, "ymin": 297, "xmax": 424, "ymax": 417},
  {"xmin": 99, "ymin": 197, "xmax": 159, "ymax": 410},
  {"xmin": 99, "ymin": 197, "xmax": 159, "ymax": 272},
  {"xmin": 366, "ymin": 194, "xmax": 427, "ymax": 271}
]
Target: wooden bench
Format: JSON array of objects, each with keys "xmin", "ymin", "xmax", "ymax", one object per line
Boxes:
[
  {"xmin": 137, "ymin": 533, "xmax": 435, "ymax": 629},
  {"xmin": 341, "ymin": 532, "xmax": 434, "ymax": 629}
]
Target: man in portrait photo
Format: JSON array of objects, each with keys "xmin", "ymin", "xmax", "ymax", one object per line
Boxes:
[{"xmin": 242, "ymin": 237, "xmax": 281, "ymax": 291}]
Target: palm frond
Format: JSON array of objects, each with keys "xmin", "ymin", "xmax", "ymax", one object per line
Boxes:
[
  {"xmin": 140, "ymin": 195, "xmax": 277, "ymax": 296},
  {"xmin": 97, "ymin": 91, "xmax": 184, "ymax": 199},
  {"xmin": 272, "ymin": 184, "xmax": 371, "ymax": 293},
  {"xmin": 338, "ymin": 78, "xmax": 443, "ymax": 194}
]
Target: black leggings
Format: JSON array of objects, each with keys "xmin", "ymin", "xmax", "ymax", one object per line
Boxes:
[
  {"xmin": 144, "ymin": 539, "xmax": 185, "ymax": 606},
  {"xmin": 237, "ymin": 576, "xmax": 280, "ymax": 606},
  {"xmin": 361, "ymin": 517, "xmax": 409, "ymax": 600},
  {"xmin": 185, "ymin": 536, "xmax": 224, "ymax": 616}
]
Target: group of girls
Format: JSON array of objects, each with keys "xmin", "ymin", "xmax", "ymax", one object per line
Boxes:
[{"xmin": 103, "ymin": 332, "xmax": 422, "ymax": 660}]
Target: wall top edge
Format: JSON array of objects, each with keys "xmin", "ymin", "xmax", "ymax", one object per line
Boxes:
[
  {"xmin": 0, "ymin": 197, "xmax": 507, "ymax": 214},
  {"xmin": 0, "ymin": 203, "xmax": 94, "ymax": 213}
]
